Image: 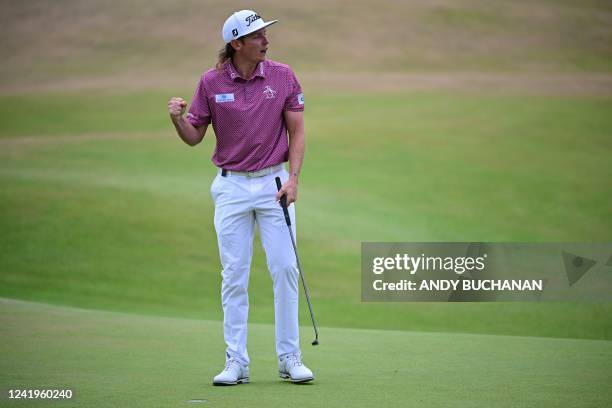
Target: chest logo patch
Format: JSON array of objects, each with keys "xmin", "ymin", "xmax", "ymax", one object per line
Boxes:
[
  {"xmin": 215, "ymin": 93, "xmax": 235, "ymax": 103},
  {"xmin": 263, "ymin": 85, "xmax": 277, "ymax": 99}
]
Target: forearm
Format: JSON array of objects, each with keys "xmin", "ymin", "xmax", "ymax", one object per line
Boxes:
[
  {"xmin": 288, "ymin": 129, "xmax": 305, "ymax": 181},
  {"xmin": 277, "ymin": 110, "xmax": 305, "ymax": 204},
  {"xmin": 171, "ymin": 115, "xmax": 205, "ymax": 146}
]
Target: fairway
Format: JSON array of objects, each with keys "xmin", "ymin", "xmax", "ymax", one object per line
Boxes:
[
  {"xmin": 1, "ymin": 1, "xmax": 611, "ymax": 406},
  {"xmin": 2, "ymin": 298, "xmax": 611, "ymax": 408},
  {"xmin": 1, "ymin": 91, "xmax": 611, "ymax": 341}
]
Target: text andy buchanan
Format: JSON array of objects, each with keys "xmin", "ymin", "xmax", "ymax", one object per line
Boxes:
[{"xmin": 361, "ymin": 243, "xmax": 612, "ymax": 302}]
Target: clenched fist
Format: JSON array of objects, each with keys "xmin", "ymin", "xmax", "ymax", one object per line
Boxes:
[{"xmin": 168, "ymin": 97, "xmax": 187, "ymax": 118}]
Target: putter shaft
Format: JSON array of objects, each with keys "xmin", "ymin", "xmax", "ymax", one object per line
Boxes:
[{"xmin": 275, "ymin": 177, "xmax": 319, "ymax": 346}]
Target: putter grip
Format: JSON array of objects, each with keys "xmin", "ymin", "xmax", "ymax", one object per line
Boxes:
[{"xmin": 275, "ymin": 176, "xmax": 292, "ymax": 226}]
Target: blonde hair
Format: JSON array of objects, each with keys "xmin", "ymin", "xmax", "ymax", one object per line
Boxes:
[{"xmin": 216, "ymin": 42, "xmax": 238, "ymax": 70}]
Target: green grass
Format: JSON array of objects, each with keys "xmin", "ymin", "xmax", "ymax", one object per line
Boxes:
[
  {"xmin": 2, "ymin": 2, "xmax": 611, "ymax": 406},
  {"xmin": 1, "ymin": 90, "xmax": 611, "ymax": 341},
  {"xmin": 1, "ymin": 0, "xmax": 611, "ymax": 88},
  {"xmin": 1, "ymin": 298, "xmax": 611, "ymax": 408}
]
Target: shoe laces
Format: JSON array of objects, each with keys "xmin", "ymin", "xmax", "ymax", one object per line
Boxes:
[
  {"xmin": 285, "ymin": 354, "xmax": 303, "ymax": 367},
  {"xmin": 224, "ymin": 358, "xmax": 241, "ymax": 371}
]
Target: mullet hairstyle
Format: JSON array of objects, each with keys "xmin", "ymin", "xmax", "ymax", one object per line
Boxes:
[{"xmin": 216, "ymin": 40, "xmax": 242, "ymax": 70}]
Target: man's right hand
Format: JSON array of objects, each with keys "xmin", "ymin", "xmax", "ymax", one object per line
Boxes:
[{"xmin": 168, "ymin": 97, "xmax": 187, "ymax": 119}]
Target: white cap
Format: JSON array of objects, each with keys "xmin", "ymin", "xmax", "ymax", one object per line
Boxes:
[{"xmin": 222, "ymin": 10, "xmax": 278, "ymax": 43}]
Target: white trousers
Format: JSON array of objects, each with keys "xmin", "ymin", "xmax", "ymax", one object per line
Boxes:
[{"xmin": 210, "ymin": 166, "xmax": 300, "ymax": 365}]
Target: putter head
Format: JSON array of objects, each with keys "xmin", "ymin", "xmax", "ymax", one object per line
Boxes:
[{"xmin": 311, "ymin": 339, "xmax": 319, "ymax": 346}]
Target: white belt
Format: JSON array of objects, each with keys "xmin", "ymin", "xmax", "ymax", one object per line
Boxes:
[{"xmin": 220, "ymin": 164, "xmax": 283, "ymax": 178}]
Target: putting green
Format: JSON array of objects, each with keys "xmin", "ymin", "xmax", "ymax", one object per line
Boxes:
[
  {"xmin": 1, "ymin": 298, "xmax": 610, "ymax": 407},
  {"xmin": 2, "ymin": 1, "xmax": 611, "ymax": 406}
]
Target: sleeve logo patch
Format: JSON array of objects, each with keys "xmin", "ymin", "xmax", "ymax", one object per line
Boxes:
[
  {"xmin": 215, "ymin": 93, "xmax": 235, "ymax": 103},
  {"xmin": 297, "ymin": 93, "xmax": 304, "ymax": 105}
]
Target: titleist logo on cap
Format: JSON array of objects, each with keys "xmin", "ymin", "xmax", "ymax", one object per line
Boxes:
[
  {"xmin": 245, "ymin": 14, "xmax": 261, "ymax": 26},
  {"xmin": 222, "ymin": 10, "xmax": 277, "ymax": 43}
]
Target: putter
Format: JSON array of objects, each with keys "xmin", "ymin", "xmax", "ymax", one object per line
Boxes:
[{"xmin": 275, "ymin": 177, "xmax": 319, "ymax": 346}]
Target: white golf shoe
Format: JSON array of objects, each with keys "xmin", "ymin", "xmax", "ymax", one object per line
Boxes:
[
  {"xmin": 212, "ymin": 358, "xmax": 250, "ymax": 386},
  {"xmin": 278, "ymin": 353, "xmax": 314, "ymax": 383}
]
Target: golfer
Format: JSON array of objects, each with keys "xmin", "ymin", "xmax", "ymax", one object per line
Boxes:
[{"xmin": 167, "ymin": 10, "xmax": 313, "ymax": 385}]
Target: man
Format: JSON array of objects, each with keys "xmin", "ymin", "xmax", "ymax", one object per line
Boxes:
[{"xmin": 167, "ymin": 10, "xmax": 314, "ymax": 385}]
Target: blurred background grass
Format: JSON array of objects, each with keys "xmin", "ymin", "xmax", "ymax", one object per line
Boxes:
[{"xmin": 1, "ymin": 0, "xmax": 611, "ymax": 341}]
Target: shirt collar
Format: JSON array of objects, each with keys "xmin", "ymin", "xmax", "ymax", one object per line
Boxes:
[{"xmin": 226, "ymin": 60, "xmax": 266, "ymax": 81}]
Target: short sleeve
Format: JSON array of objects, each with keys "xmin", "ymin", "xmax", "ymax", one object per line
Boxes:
[
  {"xmin": 283, "ymin": 69, "xmax": 304, "ymax": 112},
  {"xmin": 187, "ymin": 77, "xmax": 211, "ymax": 127}
]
